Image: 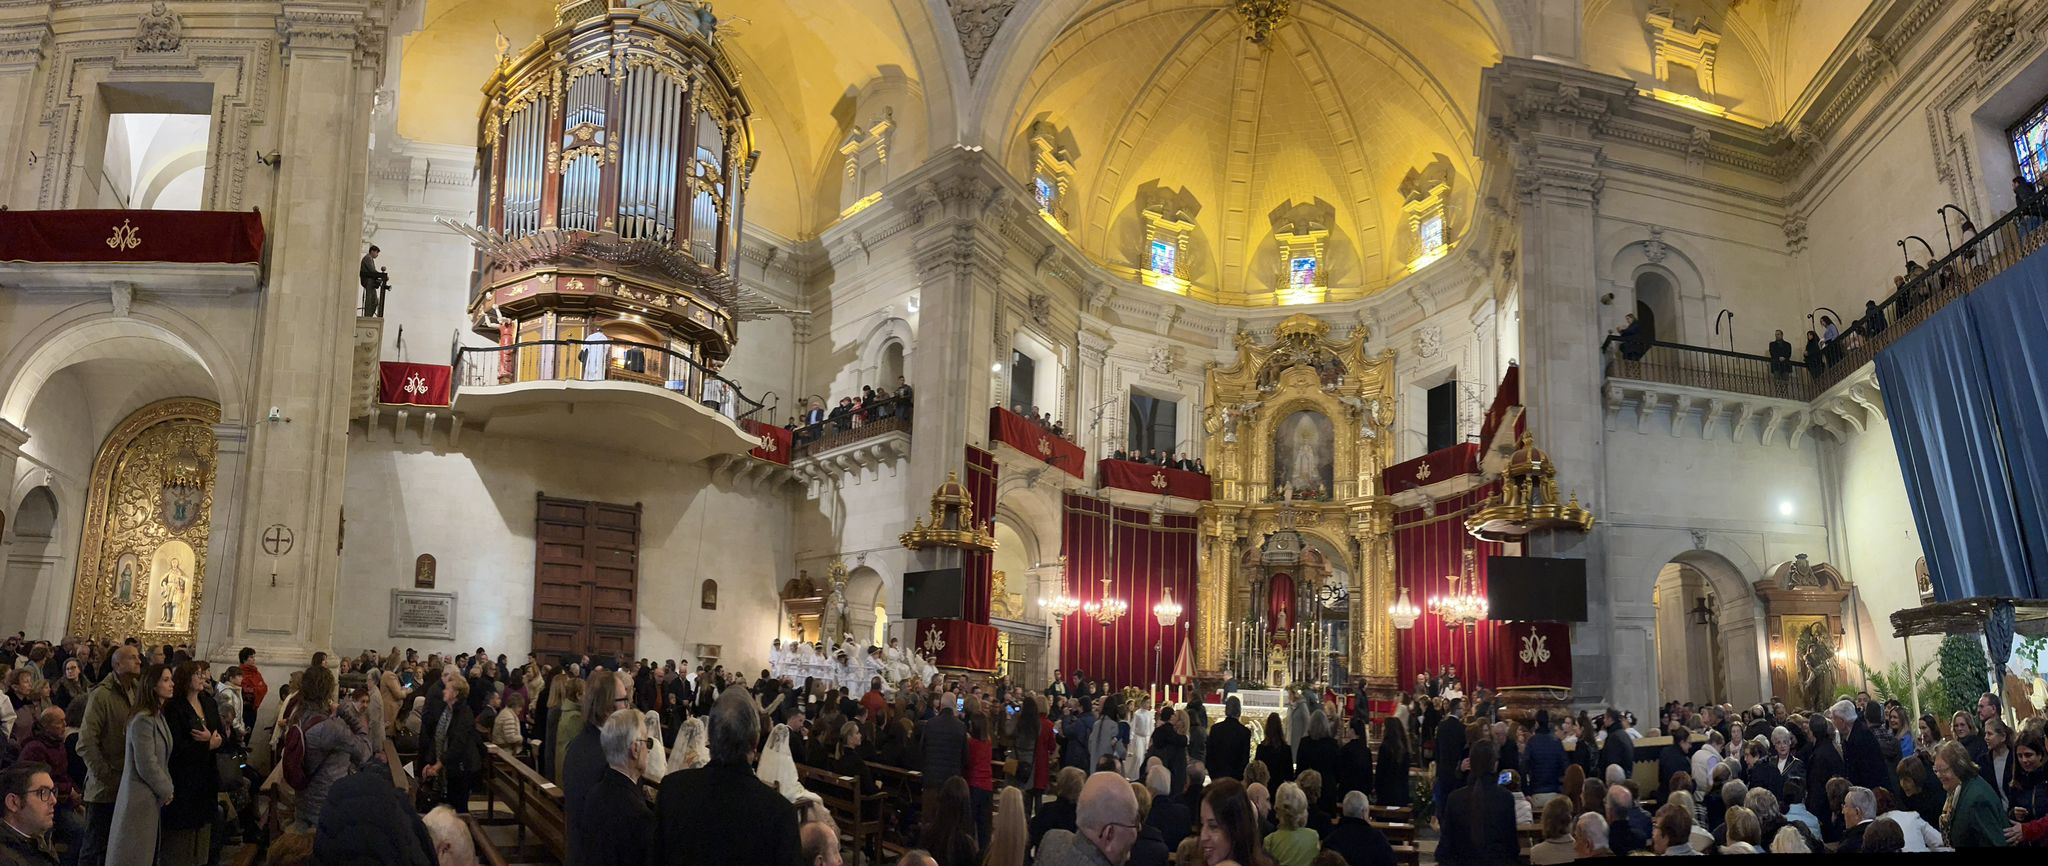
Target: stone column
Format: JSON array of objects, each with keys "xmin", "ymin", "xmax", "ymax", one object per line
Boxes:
[
  {"xmin": 0, "ymin": 420, "xmax": 28, "ymax": 508},
  {"xmin": 899, "ymin": 153, "xmax": 1006, "ymax": 522},
  {"xmin": 223, "ymin": 2, "xmax": 385, "ymax": 662},
  {"xmin": 1483, "ymin": 59, "xmax": 1630, "ymax": 706},
  {"xmin": 201, "ymin": 423, "xmax": 249, "ymax": 657},
  {"xmin": 0, "ymin": 24, "xmax": 49, "ymax": 209},
  {"xmin": 1075, "ymin": 330, "xmax": 1113, "ymax": 459}
]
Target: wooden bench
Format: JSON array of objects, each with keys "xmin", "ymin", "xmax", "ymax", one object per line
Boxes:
[
  {"xmin": 1389, "ymin": 843, "xmax": 1420, "ymax": 866},
  {"xmin": 484, "ymin": 744, "xmax": 567, "ymax": 862},
  {"xmin": 867, "ymin": 762, "xmax": 925, "ymax": 851},
  {"xmin": 1370, "ymin": 821, "xmax": 1417, "ymax": 846},
  {"xmin": 797, "ymin": 764, "xmax": 886, "ymax": 860},
  {"xmin": 464, "ymin": 813, "xmax": 510, "ymax": 866},
  {"xmin": 1369, "ymin": 804, "xmax": 1413, "ymax": 823}
]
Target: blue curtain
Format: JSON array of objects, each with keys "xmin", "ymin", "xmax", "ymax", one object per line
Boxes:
[
  {"xmin": 1875, "ymin": 303, "xmax": 2036, "ymax": 600},
  {"xmin": 1964, "ymin": 266, "xmax": 2048, "ymax": 598}
]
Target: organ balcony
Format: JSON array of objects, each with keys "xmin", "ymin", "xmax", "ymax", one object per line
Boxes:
[{"xmin": 448, "ymin": 0, "xmax": 785, "ymax": 464}]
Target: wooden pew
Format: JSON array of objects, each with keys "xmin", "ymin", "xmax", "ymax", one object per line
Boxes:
[
  {"xmin": 1370, "ymin": 821, "xmax": 1417, "ymax": 846},
  {"xmin": 484, "ymin": 744, "xmax": 567, "ymax": 862},
  {"xmin": 382, "ymin": 739, "xmax": 411, "ymax": 796},
  {"xmin": 797, "ymin": 764, "xmax": 886, "ymax": 861},
  {"xmin": 1369, "ymin": 804, "xmax": 1414, "ymax": 824},
  {"xmin": 464, "ymin": 813, "xmax": 511, "ymax": 866},
  {"xmin": 867, "ymin": 762, "xmax": 925, "ymax": 852},
  {"xmin": 1388, "ymin": 843, "xmax": 1420, "ymax": 866}
]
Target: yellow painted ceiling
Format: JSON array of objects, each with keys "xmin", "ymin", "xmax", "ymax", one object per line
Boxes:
[
  {"xmin": 1004, "ymin": 0, "xmax": 1502, "ymax": 304},
  {"xmin": 395, "ymin": 0, "xmax": 923, "ymax": 238}
]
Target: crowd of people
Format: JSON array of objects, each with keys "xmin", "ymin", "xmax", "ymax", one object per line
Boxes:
[
  {"xmin": 1006, "ymin": 405, "xmax": 1075, "ymax": 443},
  {"xmin": 7, "ymin": 626, "xmax": 2045, "ymax": 866},
  {"xmin": 790, "ymin": 379, "xmax": 915, "ymax": 447},
  {"xmin": 1107, "ymin": 448, "xmax": 1208, "ymax": 476}
]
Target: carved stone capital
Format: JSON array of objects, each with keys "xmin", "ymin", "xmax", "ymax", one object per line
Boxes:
[
  {"xmin": 278, "ymin": 5, "xmax": 376, "ymax": 67},
  {"xmin": 0, "ymin": 23, "xmax": 52, "ymax": 67}
]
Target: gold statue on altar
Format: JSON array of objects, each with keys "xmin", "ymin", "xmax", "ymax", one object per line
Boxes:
[{"xmin": 1196, "ymin": 314, "xmax": 1399, "ymax": 691}]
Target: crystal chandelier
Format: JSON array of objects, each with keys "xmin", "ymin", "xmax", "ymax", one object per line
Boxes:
[
  {"xmin": 1152, "ymin": 586, "xmax": 1183, "ymax": 627},
  {"xmin": 1388, "ymin": 586, "xmax": 1420, "ymax": 630},
  {"xmin": 1083, "ymin": 576, "xmax": 1128, "ymax": 626},
  {"xmin": 1038, "ymin": 555, "xmax": 1080, "ymax": 621},
  {"xmin": 1429, "ymin": 549, "xmax": 1487, "ymax": 628}
]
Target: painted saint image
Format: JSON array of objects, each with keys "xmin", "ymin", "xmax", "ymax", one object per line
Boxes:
[
  {"xmin": 1272, "ymin": 410, "xmax": 1334, "ymax": 500},
  {"xmin": 115, "ymin": 554, "xmax": 138, "ymax": 603}
]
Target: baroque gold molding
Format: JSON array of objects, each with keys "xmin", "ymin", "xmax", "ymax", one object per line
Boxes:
[{"xmin": 66, "ymin": 398, "xmax": 221, "ymax": 644}]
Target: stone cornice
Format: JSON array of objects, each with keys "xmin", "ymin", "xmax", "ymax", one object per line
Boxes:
[{"xmin": 0, "ymin": 21, "xmax": 50, "ymax": 65}]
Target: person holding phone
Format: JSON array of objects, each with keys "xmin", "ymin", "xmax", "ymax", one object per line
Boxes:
[{"xmin": 161, "ymin": 660, "xmax": 224, "ymax": 866}]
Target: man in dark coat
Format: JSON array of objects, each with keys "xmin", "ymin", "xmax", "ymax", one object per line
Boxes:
[
  {"xmin": 1205, "ymin": 697, "xmax": 1252, "ymax": 781},
  {"xmin": 312, "ymin": 764, "xmax": 436, "ymax": 866},
  {"xmin": 653, "ymin": 689, "xmax": 801, "ymax": 866},
  {"xmin": 1835, "ymin": 701, "xmax": 1896, "ymax": 795},
  {"xmin": 1059, "ymin": 698, "xmax": 1095, "ymax": 770},
  {"xmin": 1321, "ymin": 791, "xmax": 1396, "ymax": 866},
  {"xmin": 577, "ymin": 709, "xmax": 653, "ymax": 866},
  {"xmin": 921, "ymin": 691, "xmax": 969, "ymax": 793},
  {"xmin": 1335, "ymin": 716, "xmax": 1376, "ymax": 805},
  {"xmin": 1597, "ymin": 708, "xmax": 1634, "ymax": 780},
  {"xmin": 1522, "ymin": 710, "xmax": 1566, "ymax": 798},
  {"xmin": 564, "ymin": 672, "xmax": 628, "ymax": 865},
  {"xmin": 1801, "ymin": 714, "xmax": 1844, "ymax": 826},
  {"xmin": 1437, "ymin": 739, "xmax": 1517, "ymax": 865},
  {"xmin": 1432, "ymin": 704, "xmax": 1467, "ymax": 819},
  {"xmin": 1147, "ymin": 706, "xmax": 1188, "ymax": 795},
  {"xmin": 1655, "ymin": 720, "xmax": 1692, "ymax": 802}
]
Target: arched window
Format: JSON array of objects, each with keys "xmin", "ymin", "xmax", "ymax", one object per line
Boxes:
[
  {"xmin": 1634, "ymin": 271, "xmax": 1676, "ymax": 343},
  {"xmin": 700, "ymin": 579, "xmax": 718, "ymax": 610},
  {"xmin": 881, "ymin": 341, "xmax": 906, "ymax": 388}
]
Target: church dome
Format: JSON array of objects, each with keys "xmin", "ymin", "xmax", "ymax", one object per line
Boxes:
[{"xmin": 999, "ymin": 0, "xmax": 1501, "ymax": 305}]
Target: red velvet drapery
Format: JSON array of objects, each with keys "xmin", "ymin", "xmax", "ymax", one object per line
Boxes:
[
  {"xmin": 1266, "ymin": 573, "xmax": 1296, "ymax": 632},
  {"xmin": 1391, "ymin": 484, "xmax": 1506, "ymax": 689},
  {"xmin": 1057, "ymin": 493, "xmax": 1198, "ymax": 691},
  {"xmin": 963, "ymin": 446, "xmax": 998, "ymax": 624}
]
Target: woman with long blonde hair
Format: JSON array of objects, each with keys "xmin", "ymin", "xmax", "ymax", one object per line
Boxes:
[{"xmin": 983, "ymin": 785, "xmax": 1028, "ymax": 866}]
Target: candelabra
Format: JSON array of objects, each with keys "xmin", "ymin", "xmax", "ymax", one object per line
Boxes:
[
  {"xmin": 1038, "ymin": 555, "xmax": 1080, "ymax": 621},
  {"xmin": 1152, "ymin": 585, "xmax": 1183, "ymax": 628},
  {"xmin": 1429, "ymin": 549, "xmax": 1487, "ymax": 628},
  {"xmin": 1083, "ymin": 576, "xmax": 1128, "ymax": 626},
  {"xmin": 1389, "ymin": 586, "xmax": 1421, "ymax": 630}
]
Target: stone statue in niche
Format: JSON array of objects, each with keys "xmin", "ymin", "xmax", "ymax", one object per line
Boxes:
[
  {"xmin": 146, "ymin": 539, "xmax": 195, "ymax": 632},
  {"xmin": 1272, "ymin": 410, "xmax": 1334, "ymax": 501}
]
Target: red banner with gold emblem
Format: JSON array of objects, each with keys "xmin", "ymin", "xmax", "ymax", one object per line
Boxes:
[
  {"xmin": 913, "ymin": 618, "xmax": 998, "ymax": 672},
  {"xmin": 1491, "ymin": 620, "xmax": 1573, "ymax": 689},
  {"xmin": 376, "ymin": 362, "xmax": 452, "ymax": 407},
  {"xmin": 988, "ymin": 406, "xmax": 1084, "ymax": 478},
  {"xmin": 0, "ymin": 209, "xmax": 265, "ymax": 263},
  {"xmin": 740, "ymin": 419, "xmax": 791, "ymax": 464},
  {"xmin": 1098, "ymin": 459, "xmax": 1212, "ymax": 500}
]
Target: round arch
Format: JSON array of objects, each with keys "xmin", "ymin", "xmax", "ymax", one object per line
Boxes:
[
  {"xmin": 0, "ymin": 305, "xmax": 243, "ymax": 427},
  {"xmin": 1604, "ymin": 231, "xmax": 1715, "ymax": 347},
  {"xmin": 1651, "ymin": 546, "xmax": 1768, "ymax": 709},
  {"xmin": 855, "ymin": 316, "xmax": 916, "ymax": 392},
  {"xmin": 845, "ymin": 564, "xmax": 888, "ymax": 647}
]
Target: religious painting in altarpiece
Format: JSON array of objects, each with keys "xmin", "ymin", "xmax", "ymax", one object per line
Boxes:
[{"xmin": 67, "ymin": 398, "xmax": 220, "ymax": 644}]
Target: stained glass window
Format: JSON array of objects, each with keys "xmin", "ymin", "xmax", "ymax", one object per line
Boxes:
[
  {"xmin": 1290, "ymin": 256, "xmax": 1318, "ymax": 290},
  {"xmin": 1033, "ymin": 175, "xmax": 1056, "ymax": 212},
  {"xmin": 2012, "ymin": 98, "xmax": 2048, "ymax": 184},
  {"xmin": 1420, "ymin": 214, "xmax": 1446, "ymax": 257},
  {"xmin": 1149, "ymin": 239, "xmax": 1176, "ymax": 277}
]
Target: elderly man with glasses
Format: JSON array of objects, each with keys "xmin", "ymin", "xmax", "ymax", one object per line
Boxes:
[
  {"xmin": 1, "ymin": 762, "xmax": 59, "ymax": 866},
  {"xmin": 1034, "ymin": 771, "xmax": 1141, "ymax": 866}
]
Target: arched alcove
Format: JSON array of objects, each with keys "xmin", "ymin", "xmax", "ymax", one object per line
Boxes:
[
  {"xmin": 1650, "ymin": 548, "xmax": 1767, "ymax": 708},
  {"xmin": 845, "ymin": 564, "xmax": 885, "ymax": 647},
  {"xmin": 1634, "ymin": 271, "xmax": 1671, "ymax": 343},
  {"xmin": 13, "ymin": 486, "xmax": 57, "ymax": 538}
]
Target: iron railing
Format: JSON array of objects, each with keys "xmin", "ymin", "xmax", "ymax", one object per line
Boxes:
[
  {"xmin": 789, "ymin": 394, "xmax": 912, "ymax": 457},
  {"xmin": 1606, "ymin": 202, "xmax": 2048, "ymax": 400},
  {"xmin": 452, "ymin": 337, "xmax": 765, "ymax": 420}
]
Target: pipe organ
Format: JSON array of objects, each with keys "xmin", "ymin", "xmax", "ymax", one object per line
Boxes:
[{"xmin": 467, "ymin": 0, "xmax": 756, "ymax": 384}]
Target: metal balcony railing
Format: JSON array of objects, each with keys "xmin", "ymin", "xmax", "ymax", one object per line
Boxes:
[
  {"xmin": 1606, "ymin": 202, "xmax": 2048, "ymax": 400},
  {"xmin": 451, "ymin": 337, "xmax": 765, "ymax": 420},
  {"xmin": 789, "ymin": 395, "xmax": 913, "ymax": 457}
]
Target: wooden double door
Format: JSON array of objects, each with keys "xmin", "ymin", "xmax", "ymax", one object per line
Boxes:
[{"xmin": 532, "ymin": 494, "xmax": 641, "ymax": 661}]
